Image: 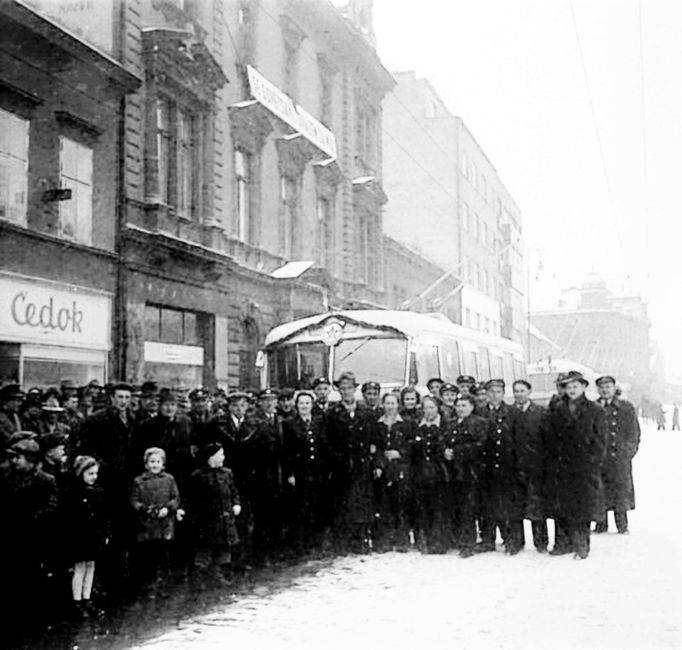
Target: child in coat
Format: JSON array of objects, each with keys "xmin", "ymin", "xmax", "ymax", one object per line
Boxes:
[
  {"xmin": 62, "ymin": 455, "xmax": 108, "ymax": 617},
  {"xmin": 130, "ymin": 447, "xmax": 180, "ymax": 592},
  {"xmin": 188, "ymin": 442, "xmax": 241, "ymax": 585}
]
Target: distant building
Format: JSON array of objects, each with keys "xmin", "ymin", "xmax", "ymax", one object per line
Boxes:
[
  {"xmin": 383, "ymin": 236, "xmax": 461, "ymax": 321},
  {"xmin": 382, "ymin": 71, "xmax": 525, "ymax": 343},
  {"xmin": 531, "ymin": 273, "xmax": 653, "ymax": 400}
]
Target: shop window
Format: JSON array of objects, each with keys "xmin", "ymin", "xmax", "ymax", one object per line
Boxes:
[
  {"xmin": 145, "ymin": 304, "xmax": 201, "ymax": 346},
  {"xmin": 59, "ymin": 136, "xmax": 93, "ymax": 245},
  {"xmin": 0, "ymin": 108, "xmax": 29, "ymax": 225},
  {"xmin": 235, "ymin": 148, "xmax": 252, "ymax": 242}
]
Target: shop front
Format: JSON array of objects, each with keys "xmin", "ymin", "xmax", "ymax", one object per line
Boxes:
[{"xmin": 0, "ymin": 272, "xmax": 112, "ymax": 387}]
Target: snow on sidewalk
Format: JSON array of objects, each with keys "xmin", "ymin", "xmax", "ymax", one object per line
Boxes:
[{"xmin": 138, "ymin": 423, "xmax": 682, "ymax": 650}]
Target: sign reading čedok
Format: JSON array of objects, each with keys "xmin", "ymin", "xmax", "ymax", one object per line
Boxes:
[
  {"xmin": 0, "ymin": 273, "xmax": 111, "ymax": 350},
  {"xmin": 247, "ymin": 65, "xmax": 337, "ymax": 160}
]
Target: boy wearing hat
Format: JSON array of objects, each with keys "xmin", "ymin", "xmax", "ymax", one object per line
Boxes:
[
  {"xmin": 546, "ymin": 372, "xmax": 607, "ymax": 559},
  {"xmin": 188, "ymin": 443, "xmax": 241, "ymax": 585},
  {"xmin": 593, "ymin": 375, "xmax": 640, "ymax": 534}
]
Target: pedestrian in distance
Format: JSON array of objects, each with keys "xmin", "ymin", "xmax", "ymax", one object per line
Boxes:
[{"xmin": 673, "ymin": 404, "xmax": 680, "ymax": 431}]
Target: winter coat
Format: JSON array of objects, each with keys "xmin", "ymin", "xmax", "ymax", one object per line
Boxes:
[
  {"xmin": 243, "ymin": 410, "xmax": 283, "ymax": 500},
  {"xmin": 282, "ymin": 413, "xmax": 329, "ymax": 485},
  {"xmin": 411, "ymin": 417, "xmax": 447, "ymax": 486},
  {"xmin": 60, "ymin": 480, "xmax": 109, "ymax": 563},
  {"xmin": 375, "ymin": 415, "xmax": 414, "ymax": 486},
  {"xmin": 479, "ymin": 402, "xmax": 521, "ymax": 519},
  {"xmin": 203, "ymin": 412, "xmax": 250, "ymax": 489},
  {"xmin": 596, "ymin": 397, "xmax": 640, "ymax": 511},
  {"xmin": 514, "ymin": 401, "xmax": 549, "ymax": 519},
  {"xmin": 0, "ymin": 467, "xmax": 58, "ymax": 563},
  {"xmin": 442, "ymin": 415, "xmax": 487, "ymax": 483},
  {"xmin": 546, "ymin": 395, "xmax": 607, "ymax": 522},
  {"xmin": 188, "ymin": 466, "xmax": 240, "ymax": 548},
  {"xmin": 130, "ymin": 471, "xmax": 180, "ymax": 542},
  {"xmin": 327, "ymin": 401, "xmax": 382, "ymax": 525}
]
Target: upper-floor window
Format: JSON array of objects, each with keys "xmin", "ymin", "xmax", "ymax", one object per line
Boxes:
[
  {"xmin": 316, "ymin": 196, "xmax": 334, "ymax": 269},
  {"xmin": 0, "ymin": 108, "xmax": 29, "ymax": 225},
  {"xmin": 462, "ymin": 201, "xmax": 470, "ymax": 231},
  {"xmin": 460, "ymin": 150, "xmax": 468, "ymax": 179},
  {"xmin": 471, "ymin": 163, "xmax": 478, "ymax": 190},
  {"xmin": 474, "ymin": 213, "xmax": 480, "ymax": 241},
  {"xmin": 59, "ymin": 136, "xmax": 93, "ymax": 245},
  {"xmin": 356, "ymin": 103, "xmax": 377, "ymax": 170},
  {"xmin": 145, "ymin": 303, "xmax": 200, "ymax": 346},
  {"xmin": 156, "ymin": 96, "xmax": 198, "ymax": 219},
  {"xmin": 280, "ymin": 175, "xmax": 299, "ymax": 259},
  {"xmin": 235, "ymin": 148, "xmax": 253, "ymax": 242}
]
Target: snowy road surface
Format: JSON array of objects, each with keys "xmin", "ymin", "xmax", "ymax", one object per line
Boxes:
[{"xmin": 137, "ymin": 422, "xmax": 682, "ymax": 650}]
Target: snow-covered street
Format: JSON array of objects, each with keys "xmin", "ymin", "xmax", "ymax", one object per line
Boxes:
[{"xmin": 133, "ymin": 420, "xmax": 681, "ymax": 650}]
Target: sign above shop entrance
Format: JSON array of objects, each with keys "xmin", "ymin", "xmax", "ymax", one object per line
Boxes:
[
  {"xmin": 0, "ymin": 273, "xmax": 111, "ymax": 350},
  {"xmin": 247, "ymin": 65, "xmax": 337, "ymax": 160}
]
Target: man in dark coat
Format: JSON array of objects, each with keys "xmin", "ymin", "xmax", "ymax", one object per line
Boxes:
[
  {"xmin": 443, "ymin": 394, "xmax": 487, "ymax": 557},
  {"xmin": 513, "ymin": 379, "xmax": 549, "ymax": 552},
  {"xmin": 546, "ymin": 371, "xmax": 607, "ymax": 559},
  {"xmin": 477, "ymin": 379, "xmax": 523, "ymax": 554},
  {"xmin": 594, "ymin": 376, "xmax": 640, "ymax": 534},
  {"xmin": 326, "ymin": 371, "xmax": 381, "ymax": 554},
  {"xmin": 77, "ymin": 382, "xmax": 137, "ymax": 598},
  {"xmin": 312, "ymin": 376, "xmax": 332, "ymax": 416},
  {"xmin": 187, "ymin": 388, "xmax": 212, "ymax": 454},
  {"xmin": 243, "ymin": 388, "xmax": 284, "ymax": 562}
]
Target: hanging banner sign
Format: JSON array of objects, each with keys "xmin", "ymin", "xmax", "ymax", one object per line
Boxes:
[{"xmin": 247, "ymin": 65, "xmax": 337, "ymax": 160}]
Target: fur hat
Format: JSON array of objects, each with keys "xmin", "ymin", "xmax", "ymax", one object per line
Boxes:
[{"xmin": 73, "ymin": 455, "xmax": 98, "ymax": 478}]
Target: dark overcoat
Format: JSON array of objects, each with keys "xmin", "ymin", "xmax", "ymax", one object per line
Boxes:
[
  {"xmin": 514, "ymin": 401, "xmax": 549, "ymax": 520},
  {"xmin": 480, "ymin": 402, "xmax": 521, "ymax": 519},
  {"xmin": 546, "ymin": 395, "xmax": 607, "ymax": 522},
  {"xmin": 327, "ymin": 401, "xmax": 381, "ymax": 526},
  {"xmin": 597, "ymin": 397, "xmax": 640, "ymax": 511},
  {"xmin": 60, "ymin": 480, "xmax": 109, "ymax": 563},
  {"xmin": 188, "ymin": 466, "xmax": 240, "ymax": 548},
  {"xmin": 443, "ymin": 414, "xmax": 488, "ymax": 484}
]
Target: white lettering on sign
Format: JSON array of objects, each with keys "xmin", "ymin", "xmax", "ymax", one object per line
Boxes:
[
  {"xmin": 247, "ymin": 65, "xmax": 337, "ymax": 160},
  {"xmin": 0, "ymin": 274, "xmax": 111, "ymax": 349}
]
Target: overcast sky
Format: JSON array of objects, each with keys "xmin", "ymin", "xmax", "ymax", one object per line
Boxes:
[{"xmin": 373, "ymin": 0, "xmax": 682, "ymax": 379}]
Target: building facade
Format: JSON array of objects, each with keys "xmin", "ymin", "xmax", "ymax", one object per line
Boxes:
[
  {"xmin": 382, "ymin": 71, "xmax": 525, "ymax": 343},
  {"xmin": 0, "ymin": 0, "xmax": 140, "ymax": 387},
  {"xmin": 531, "ymin": 273, "xmax": 653, "ymax": 401},
  {"xmin": 0, "ymin": 0, "xmax": 394, "ymax": 390}
]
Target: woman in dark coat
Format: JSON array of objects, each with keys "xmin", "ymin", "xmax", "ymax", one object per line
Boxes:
[
  {"xmin": 411, "ymin": 395, "xmax": 448, "ymax": 553},
  {"xmin": 546, "ymin": 372, "xmax": 607, "ymax": 559},
  {"xmin": 282, "ymin": 391, "xmax": 329, "ymax": 549},
  {"xmin": 374, "ymin": 392, "xmax": 414, "ymax": 552}
]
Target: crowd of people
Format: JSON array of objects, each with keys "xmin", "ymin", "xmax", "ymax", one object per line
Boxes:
[{"xmin": 0, "ymin": 369, "xmax": 641, "ymax": 642}]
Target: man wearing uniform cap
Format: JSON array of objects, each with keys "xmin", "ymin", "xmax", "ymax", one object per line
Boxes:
[
  {"xmin": 187, "ymin": 388, "xmax": 211, "ymax": 452},
  {"xmin": 277, "ymin": 388, "xmax": 296, "ymax": 421},
  {"xmin": 593, "ymin": 375, "xmax": 640, "ymax": 534},
  {"xmin": 476, "ymin": 379, "xmax": 524, "ymax": 554},
  {"xmin": 472, "ymin": 383, "xmax": 488, "ymax": 416},
  {"xmin": 439, "ymin": 383, "xmax": 459, "ymax": 421},
  {"xmin": 456, "ymin": 375, "xmax": 477, "ymax": 396},
  {"xmin": 361, "ymin": 381, "xmax": 383, "ymax": 419},
  {"xmin": 136, "ymin": 381, "xmax": 160, "ymax": 426},
  {"xmin": 546, "ymin": 371, "xmax": 607, "ymax": 559},
  {"xmin": 312, "ymin": 377, "xmax": 332, "ymax": 416},
  {"xmin": 245, "ymin": 388, "xmax": 284, "ymax": 562}
]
